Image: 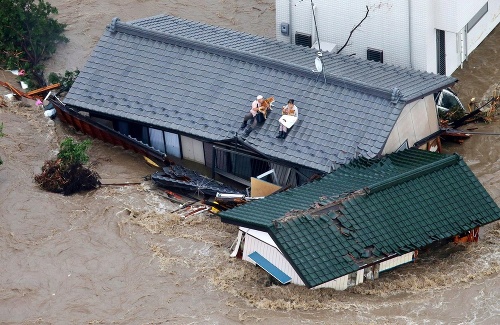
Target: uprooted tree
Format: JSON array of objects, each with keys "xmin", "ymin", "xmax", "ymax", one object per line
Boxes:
[
  {"xmin": 0, "ymin": 0, "xmax": 68, "ymax": 88},
  {"xmin": 34, "ymin": 137, "xmax": 101, "ymax": 195}
]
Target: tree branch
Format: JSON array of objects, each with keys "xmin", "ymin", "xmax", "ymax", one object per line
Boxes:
[{"xmin": 336, "ymin": 5, "xmax": 370, "ymax": 54}]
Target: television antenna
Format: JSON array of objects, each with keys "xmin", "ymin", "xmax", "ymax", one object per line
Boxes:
[{"xmin": 308, "ymin": 0, "xmax": 327, "ymax": 83}]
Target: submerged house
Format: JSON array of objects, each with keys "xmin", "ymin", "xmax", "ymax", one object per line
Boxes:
[
  {"xmin": 220, "ymin": 149, "xmax": 500, "ymax": 290},
  {"xmin": 61, "ymin": 14, "xmax": 457, "ymax": 188},
  {"xmin": 275, "ymin": 0, "xmax": 500, "ymax": 75}
]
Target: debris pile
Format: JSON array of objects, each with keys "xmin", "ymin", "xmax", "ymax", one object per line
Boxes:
[
  {"xmin": 34, "ymin": 137, "xmax": 101, "ymax": 195},
  {"xmin": 151, "ymin": 164, "xmax": 243, "ymax": 198},
  {"xmin": 34, "ymin": 159, "xmax": 101, "ymax": 195}
]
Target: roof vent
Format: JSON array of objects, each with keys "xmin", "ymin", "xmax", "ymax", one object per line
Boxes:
[
  {"xmin": 367, "ymin": 48, "xmax": 383, "ymax": 63},
  {"xmin": 295, "ymin": 32, "xmax": 312, "ymax": 48},
  {"xmin": 109, "ymin": 17, "xmax": 120, "ymax": 33}
]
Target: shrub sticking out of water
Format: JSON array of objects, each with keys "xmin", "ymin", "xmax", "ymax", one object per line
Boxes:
[
  {"xmin": 34, "ymin": 137, "xmax": 100, "ymax": 195},
  {"xmin": 58, "ymin": 137, "xmax": 92, "ymax": 167}
]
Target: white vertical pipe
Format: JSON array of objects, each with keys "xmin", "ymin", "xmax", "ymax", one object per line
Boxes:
[
  {"xmin": 289, "ymin": 0, "xmax": 294, "ymax": 44},
  {"xmin": 408, "ymin": 0, "xmax": 413, "ymax": 68},
  {"xmin": 311, "ymin": 4, "xmax": 317, "ymax": 46}
]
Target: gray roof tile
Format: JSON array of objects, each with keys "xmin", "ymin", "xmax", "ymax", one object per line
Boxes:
[{"xmin": 65, "ymin": 15, "xmax": 456, "ymax": 172}]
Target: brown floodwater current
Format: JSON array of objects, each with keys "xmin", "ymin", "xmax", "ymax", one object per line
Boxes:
[{"xmin": 1, "ymin": 1, "xmax": 499, "ymax": 324}]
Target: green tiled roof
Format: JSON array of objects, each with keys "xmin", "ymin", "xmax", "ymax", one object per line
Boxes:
[{"xmin": 220, "ymin": 149, "xmax": 500, "ymax": 288}]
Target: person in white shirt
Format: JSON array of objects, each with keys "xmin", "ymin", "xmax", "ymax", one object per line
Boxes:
[{"xmin": 277, "ymin": 99, "xmax": 298, "ymax": 138}]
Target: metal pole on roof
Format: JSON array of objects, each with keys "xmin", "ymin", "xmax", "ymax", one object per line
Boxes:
[
  {"xmin": 289, "ymin": 0, "xmax": 293, "ymax": 44},
  {"xmin": 310, "ymin": 1, "xmax": 326, "ymax": 83},
  {"xmin": 408, "ymin": 0, "xmax": 413, "ymax": 68},
  {"xmin": 311, "ymin": 0, "xmax": 321, "ymax": 52}
]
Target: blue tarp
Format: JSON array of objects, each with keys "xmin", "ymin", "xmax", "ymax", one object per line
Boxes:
[{"xmin": 248, "ymin": 251, "xmax": 292, "ymax": 284}]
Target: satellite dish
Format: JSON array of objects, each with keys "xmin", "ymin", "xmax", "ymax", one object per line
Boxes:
[{"xmin": 314, "ymin": 56, "xmax": 323, "ymax": 72}]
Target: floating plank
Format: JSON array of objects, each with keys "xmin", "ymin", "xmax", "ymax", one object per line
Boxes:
[
  {"xmin": 144, "ymin": 156, "xmax": 160, "ymax": 168},
  {"xmin": 100, "ymin": 178, "xmax": 143, "ymax": 186},
  {"xmin": 26, "ymin": 83, "xmax": 60, "ymax": 97},
  {"xmin": 248, "ymin": 251, "xmax": 292, "ymax": 284},
  {"xmin": 0, "ymin": 81, "xmax": 24, "ymax": 98},
  {"xmin": 0, "ymin": 81, "xmax": 60, "ymax": 100}
]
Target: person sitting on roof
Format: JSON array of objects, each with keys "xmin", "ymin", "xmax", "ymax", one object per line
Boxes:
[
  {"xmin": 240, "ymin": 95, "xmax": 264, "ymax": 136},
  {"xmin": 277, "ymin": 99, "xmax": 298, "ymax": 138}
]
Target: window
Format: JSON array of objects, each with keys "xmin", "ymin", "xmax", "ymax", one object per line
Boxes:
[
  {"xmin": 467, "ymin": 2, "xmax": 488, "ymax": 32},
  {"xmin": 347, "ymin": 271, "xmax": 357, "ymax": 286},
  {"xmin": 436, "ymin": 29, "xmax": 446, "ymax": 75}
]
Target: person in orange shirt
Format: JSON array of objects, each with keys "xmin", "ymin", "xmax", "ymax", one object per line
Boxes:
[{"xmin": 240, "ymin": 95, "xmax": 264, "ymax": 136}]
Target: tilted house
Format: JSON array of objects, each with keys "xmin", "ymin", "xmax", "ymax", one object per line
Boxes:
[
  {"xmin": 63, "ymin": 15, "xmax": 457, "ymax": 187},
  {"xmin": 220, "ymin": 149, "xmax": 500, "ymax": 290}
]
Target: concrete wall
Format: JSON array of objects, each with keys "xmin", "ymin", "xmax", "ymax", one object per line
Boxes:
[
  {"xmin": 276, "ymin": 0, "xmax": 500, "ymax": 75},
  {"xmin": 382, "ymin": 95, "xmax": 439, "ymax": 154}
]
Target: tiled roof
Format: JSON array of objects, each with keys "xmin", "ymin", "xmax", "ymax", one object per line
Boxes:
[
  {"xmin": 220, "ymin": 149, "xmax": 500, "ymax": 287},
  {"xmin": 65, "ymin": 15, "xmax": 456, "ymax": 172}
]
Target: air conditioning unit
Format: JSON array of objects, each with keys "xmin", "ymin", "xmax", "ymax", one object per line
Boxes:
[{"xmin": 313, "ymin": 41, "xmax": 337, "ymax": 53}]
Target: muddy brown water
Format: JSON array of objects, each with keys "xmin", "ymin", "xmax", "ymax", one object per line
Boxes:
[{"xmin": 1, "ymin": 1, "xmax": 499, "ymax": 324}]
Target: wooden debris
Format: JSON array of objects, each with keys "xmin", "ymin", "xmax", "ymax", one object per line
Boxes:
[
  {"xmin": 440, "ymin": 131, "xmax": 471, "ymax": 144},
  {"xmin": 178, "ymin": 205, "xmax": 210, "ymax": 219},
  {"xmin": 26, "ymin": 83, "xmax": 60, "ymax": 98},
  {"xmin": 144, "ymin": 156, "xmax": 160, "ymax": 168},
  {"xmin": 100, "ymin": 178, "xmax": 143, "ymax": 186},
  {"xmin": 0, "ymin": 81, "xmax": 60, "ymax": 100}
]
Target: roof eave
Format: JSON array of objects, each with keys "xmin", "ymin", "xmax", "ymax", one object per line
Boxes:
[{"xmin": 403, "ymin": 79, "xmax": 458, "ymax": 103}]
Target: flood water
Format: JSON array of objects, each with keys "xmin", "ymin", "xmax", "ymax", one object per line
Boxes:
[
  {"xmin": 2, "ymin": 90, "xmax": 498, "ymax": 325},
  {"xmin": 1, "ymin": 1, "xmax": 499, "ymax": 324}
]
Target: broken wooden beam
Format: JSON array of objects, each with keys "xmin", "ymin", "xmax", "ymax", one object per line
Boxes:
[{"xmin": 26, "ymin": 83, "xmax": 60, "ymax": 98}]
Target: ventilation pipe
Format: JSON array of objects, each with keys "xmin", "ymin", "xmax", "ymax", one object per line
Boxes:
[
  {"xmin": 289, "ymin": 0, "xmax": 294, "ymax": 44},
  {"xmin": 408, "ymin": 0, "xmax": 413, "ymax": 68}
]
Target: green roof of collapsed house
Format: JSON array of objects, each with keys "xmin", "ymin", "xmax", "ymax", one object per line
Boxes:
[{"xmin": 220, "ymin": 149, "xmax": 500, "ymax": 287}]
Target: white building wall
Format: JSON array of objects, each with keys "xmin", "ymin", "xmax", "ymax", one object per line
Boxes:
[
  {"xmin": 239, "ymin": 231, "xmax": 417, "ymax": 289},
  {"xmin": 240, "ymin": 230, "xmax": 361, "ymax": 289},
  {"xmin": 382, "ymin": 95, "xmax": 438, "ymax": 154},
  {"xmin": 242, "ymin": 231, "xmax": 306, "ymax": 286},
  {"xmin": 465, "ymin": 0, "xmax": 500, "ymax": 55},
  {"xmin": 410, "ymin": 0, "xmax": 436, "ymax": 73},
  {"xmin": 277, "ymin": 0, "xmax": 418, "ymax": 68},
  {"xmin": 313, "ymin": 275, "xmax": 349, "ymax": 290},
  {"xmin": 379, "ymin": 251, "xmax": 415, "ymax": 272},
  {"xmin": 434, "ymin": 0, "xmax": 459, "ymax": 32},
  {"xmin": 276, "ymin": 0, "xmax": 499, "ymax": 75},
  {"xmin": 356, "ymin": 268, "xmax": 364, "ymax": 285},
  {"xmin": 435, "ymin": 0, "xmax": 488, "ymax": 32}
]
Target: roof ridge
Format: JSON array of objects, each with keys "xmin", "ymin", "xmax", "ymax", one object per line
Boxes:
[
  {"xmin": 108, "ymin": 17, "xmax": 396, "ymax": 101},
  {"xmin": 367, "ymin": 153, "xmax": 460, "ymax": 194}
]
